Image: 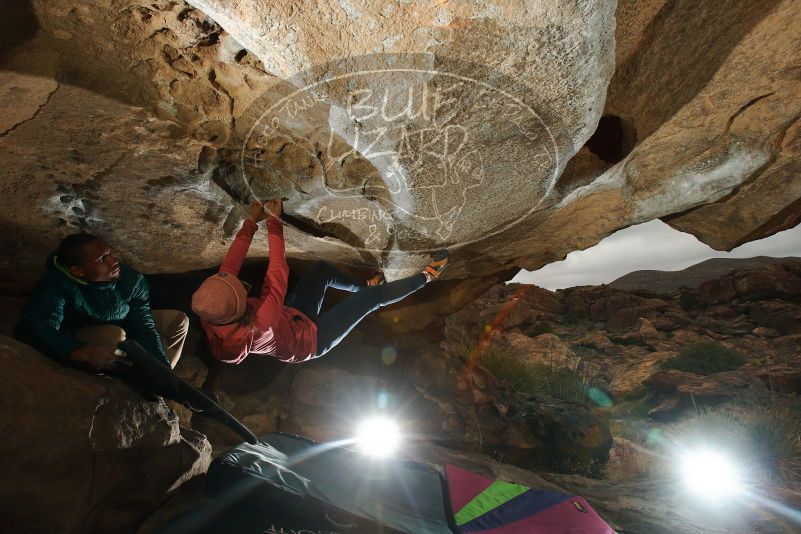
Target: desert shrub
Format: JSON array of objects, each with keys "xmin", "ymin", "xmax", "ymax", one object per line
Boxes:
[
  {"xmin": 527, "ymin": 321, "xmax": 553, "ymax": 336},
  {"xmin": 526, "ymin": 364, "xmax": 594, "ymax": 404},
  {"xmin": 561, "ymin": 311, "xmax": 584, "ymax": 326},
  {"xmin": 471, "ymin": 342, "xmax": 603, "ymax": 406},
  {"xmin": 660, "ymin": 341, "xmax": 746, "ymax": 375},
  {"xmin": 668, "ymin": 398, "xmax": 801, "ymax": 491},
  {"xmin": 677, "ymin": 288, "xmax": 701, "ymax": 311},
  {"xmin": 472, "ymin": 343, "xmax": 540, "ymax": 392}
]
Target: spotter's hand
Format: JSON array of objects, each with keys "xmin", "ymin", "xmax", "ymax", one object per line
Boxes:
[{"xmin": 69, "ymin": 345, "xmax": 124, "ymax": 370}]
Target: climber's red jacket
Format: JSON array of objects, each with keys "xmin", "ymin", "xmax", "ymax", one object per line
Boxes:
[{"xmin": 199, "ymin": 216, "xmax": 318, "ymax": 364}]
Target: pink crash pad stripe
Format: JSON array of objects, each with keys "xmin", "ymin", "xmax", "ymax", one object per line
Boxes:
[
  {"xmin": 468, "ymin": 496, "xmax": 615, "ymax": 534},
  {"xmin": 445, "ymin": 464, "xmax": 496, "ymax": 514}
]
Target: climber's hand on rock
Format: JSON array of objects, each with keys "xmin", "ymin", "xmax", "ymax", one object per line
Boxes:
[
  {"xmin": 265, "ymin": 197, "xmax": 283, "ymax": 219},
  {"xmin": 247, "ymin": 201, "xmax": 266, "ymax": 223},
  {"xmin": 69, "ymin": 345, "xmax": 122, "ymax": 369}
]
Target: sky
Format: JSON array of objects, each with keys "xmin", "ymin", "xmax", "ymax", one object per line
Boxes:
[{"xmin": 511, "ymin": 221, "xmax": 801, "ymax": 291}]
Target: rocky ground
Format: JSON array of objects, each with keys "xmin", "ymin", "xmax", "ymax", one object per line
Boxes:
[
  {"xmin": 451, "ymin": 259, "xmax": 801, "ymax": 420},
  {"xmin": 0, "ymin": 336, "xmax": 211, "ymax": 533}
]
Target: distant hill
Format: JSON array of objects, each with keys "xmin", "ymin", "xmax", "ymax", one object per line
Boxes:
[{"xmin": 610, "ymin": 256, "xmax": 801, "ymax": 294}]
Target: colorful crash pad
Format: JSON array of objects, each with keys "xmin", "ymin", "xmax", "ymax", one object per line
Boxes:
[{"xmin": 445, "ymin": 464, "xmax": 615, "ymax": 534}]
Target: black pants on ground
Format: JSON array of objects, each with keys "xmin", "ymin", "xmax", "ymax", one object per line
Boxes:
[{"xmin": 283, "ymin": 261, "xmax": 427, "ymax": 357}]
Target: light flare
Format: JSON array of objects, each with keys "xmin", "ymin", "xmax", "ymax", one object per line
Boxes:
[
  {"xmin": 680, "ymin": 449, "xmax": 744, "ymax": 499},
  {"xmin": 356, "ymin": 416, "xmax": 402, "ymax": 458}
]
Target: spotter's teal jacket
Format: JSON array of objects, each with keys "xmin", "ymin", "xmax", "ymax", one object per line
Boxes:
[{"xmin": 14, "ymin": 253, "xmax": 169, "ymax": 365}]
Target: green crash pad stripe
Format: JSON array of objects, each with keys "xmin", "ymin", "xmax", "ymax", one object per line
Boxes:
[{"xmin": 454, "ymin": 480, "xmax": 530, "ymax": 526}]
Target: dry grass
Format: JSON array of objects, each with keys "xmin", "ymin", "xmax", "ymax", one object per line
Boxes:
[
  {"xmin": 660, "ymin": 341, "xmax": 746, "ymax": 375},
  {"xmin": 667, "ymin": 397, "xmax": 801, "ymax": 491},
  {"xmin": 605, "ymin": 437, "xmax": 658, "ymax": 480},
  {"xmin": 464, "ymin": 341, "xmax": 606, "ymax": 406}
]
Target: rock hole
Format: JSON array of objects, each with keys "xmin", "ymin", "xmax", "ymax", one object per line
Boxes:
[
  {"xmin": 198, "ymin": 146, "xmax": 217, "ymax": 173},
  {"xmin": 198, "ymin": 31, "xmax": 219, "ymax": 47},
  {"xmin": 136, "ymin": 7, "xmax": 152, "ymax": 23},
  {"xmin": 584, "ymin": 115, "xmax": 637, "ymax": 164},
  {"xmin": 1, "ymin": 0, "xmax": 38, "ymax": 60},
  {"xmin": 177, "ymin": 8, "xmax": 194, "ymax": 22},
  {"xmin": 234, "ymin": 49, "xmax": 248, "ymax": 62}
]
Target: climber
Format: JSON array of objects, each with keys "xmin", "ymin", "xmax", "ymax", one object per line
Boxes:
[
  {"xmin": 14, "ymin": 234, "xmax": 188, "ymax": 370},
  {"xmin": 191, "ymin": 198, "xmax": 448, "ymax": 364}
]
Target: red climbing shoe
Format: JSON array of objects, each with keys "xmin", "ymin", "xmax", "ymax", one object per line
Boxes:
[
  {"xmin": 366, "ymin": 272, "xmax": 386, "ymax": 286},
  {"xmin": 423, "ymin": 250, "xmax": 449, "ymax": 282}
]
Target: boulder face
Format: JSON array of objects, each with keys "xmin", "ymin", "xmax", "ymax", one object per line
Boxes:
[
  {"xmin": 0, "ymin": 336, "xmax": 211, "ymax": 534},
  {"xmin": 699, "ymin": 263, "xmax": 801, "ymax": 304},
  {"xmin": 1, "ymin": 0, "xmax": 799, "ymax": 288},
  {"xmin": 0, "ymin": 0, "xmax": 616, "ymax": 281},
  {"xmin": 610, "ymin": 0, "xmax": 801, "ymax": 250}
]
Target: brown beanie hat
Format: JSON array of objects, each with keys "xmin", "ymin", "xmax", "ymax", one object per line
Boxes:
[{"xmin": 191, "ymin": 272, "xmax": 248, "ymax": 325}]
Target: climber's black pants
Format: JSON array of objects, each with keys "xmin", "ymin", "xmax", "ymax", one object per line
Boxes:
[{"xmin": 284, "ymin": 261, "xmax": 427, "ymax": 357}]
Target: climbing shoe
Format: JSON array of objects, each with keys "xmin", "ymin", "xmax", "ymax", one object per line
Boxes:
[
  {"xmin": 366, "ymin": 272, "xmax": 386, "ymax": 286},
  {"xmin": 423, "ymin": 250, "xmax": 449, "ymax": 282}
]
